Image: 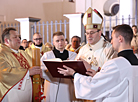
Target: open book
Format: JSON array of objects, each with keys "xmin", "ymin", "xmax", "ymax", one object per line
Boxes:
[{"xmin": 43, "ymin": 58, "xmax": 87, "ymax": 78}]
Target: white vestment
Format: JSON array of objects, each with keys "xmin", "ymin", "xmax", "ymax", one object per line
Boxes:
[
  {"xmin": 76, "ymin": 37, "xmax": 116, "ymax": 71},
  {"xmin": 74, "ymin": 57, "xmax": 135, "ymax": 102},
  {"xmin": 41, "ymin": 50, "xmax": 81, "ymax": 102},
  {"xmin": 2, "ymin": 71, "xmax": 32, "ymax": 102}
]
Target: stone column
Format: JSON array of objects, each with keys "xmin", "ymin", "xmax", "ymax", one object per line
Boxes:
[
  {"xmin": 63, "ymin": 13, "xmax": 85, "ymax": 43},
  {"xmin": 15, "ymin": 17, "xmax": 41, "ymax": 41},
  {"xmin": 63, "ymin": 0, "xmax": 94, "ymax": 43}
]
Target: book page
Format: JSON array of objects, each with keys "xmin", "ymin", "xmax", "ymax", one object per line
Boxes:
[
  {"xmin": 44, "ymin": 58, "xmax": 62, "ymax": 62},
  {"xmin": 63, "ymin": 60, "xmax": 82, "ymax": 62},
  {"xmin": 44, "ymin": 58, "xmax": 79, "ymax": 62}
]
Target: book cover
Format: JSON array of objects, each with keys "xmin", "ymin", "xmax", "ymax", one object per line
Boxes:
[{"xmin": 43, "ymin": 58, "xmax": 87, "ymax": 78}]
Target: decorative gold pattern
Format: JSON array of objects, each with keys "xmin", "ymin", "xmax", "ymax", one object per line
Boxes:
[
  {"xmin": 89, "ymin": 55, "xmax": 98, "ymax": 67},
  {"xmin": 12, "ymin": 52, "xmax": 30, "ymax": 69}
]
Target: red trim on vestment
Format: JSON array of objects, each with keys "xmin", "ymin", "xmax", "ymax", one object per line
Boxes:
[
  {"xmin": 41, "ymin": 51, "xmax": 44, "ymax": 56},
  {"xmin": 1, "ymin": 52, "xmax": 31, "ymax": 101},
  {"xmin": 1, "ymin": 70, "xmax": 29, "ymax": 101},
  {"xmin": 12, "ymin": 52, "xmax": 30, "ymax": 69},
  {"xmin": 18, "ymin": 77, "xmax": 24, "ymax": 90}
]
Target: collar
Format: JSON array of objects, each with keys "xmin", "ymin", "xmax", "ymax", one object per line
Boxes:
[
  {"xmin": 0, "ymin": 44, "xmax": 18, "ymax": 53},
  {"xmin": 118, "ymin": 49, "xmax": 133, "ymax": 57},
  {"xmin": 53, "ymin": 47, "xmax": 65, "ymax": 53},
  {"xmin": 53, "ymin": 47, "xmax": 69, "ymax": 60},
  {"xmin": 10, "ymin": 48, "xmax": 19, "ymax": 53},
  {"xmin": 34, "ymin": 43, "xmax": 43, "ymax": 47},
  {"xmin": 88, "ymin": 36, "xmax": 105, "ymax": 51},
  {"xmin": 31, "ymin": 43, "xmax": 42, "ymax": 51},
  {"xmin": 59, "ymin": 50, "xmax": 64, "ymax": 53},
  {"xmin": 35, "ymin": 45, "xmax": 42, "ymax": 50}
]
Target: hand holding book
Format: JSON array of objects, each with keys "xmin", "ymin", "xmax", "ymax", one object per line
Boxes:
[
  {"xmin": 43, "ymin": 57, "xmax": 96, "ymax": 78},
  {"xmin": 58, "ymin": 65, "xmax": 76, "ymax": 76},
  {"xmin": 43, "ymin": 58, "xmax": 87, "ymax": 78},
  {"xmin": 58, "ymin": 57, "xmax": 96, "ymax": 77},
  {"xmin": 77, "ymin": 57, "xmax": 96, "ymax": 77},
  {"xmin": 77, "ymin": 57, "xmax": 91, "ymax": 70}
]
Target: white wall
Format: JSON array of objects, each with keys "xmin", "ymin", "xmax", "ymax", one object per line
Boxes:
[{"xmin": 0, "ymin": 0, "xmax": 75, "ymax": 22}]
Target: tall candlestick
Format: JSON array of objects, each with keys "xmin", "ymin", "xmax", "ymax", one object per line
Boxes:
[{"xmin": 32, "ymin": 48, "xmax": 42, "ymax": 102}]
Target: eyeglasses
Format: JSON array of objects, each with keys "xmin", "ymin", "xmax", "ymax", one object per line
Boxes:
[
  {"xmin": 85, "ymin": 30, "xmax": 99, "ymax": 35},
  {"xmin": 23, "ymin": 42, "xmax": 28, "ymax": 43},
  {"xmin": 33, "ymin": 38, "xmax": 42, "ymax": 40}
]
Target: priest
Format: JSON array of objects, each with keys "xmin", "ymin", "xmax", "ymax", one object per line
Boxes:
[
  {"xmin": 75, "ymin": 7, "xmax": 116, "ymax": 72},
  {"xmin": 0, "ymin": 27, "xmax": 42, "ymax": 102}
]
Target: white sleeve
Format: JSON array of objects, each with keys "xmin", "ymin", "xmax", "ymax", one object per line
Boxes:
[
  {"xmin": 74, "ymin": 60, "xmax": 120, "ymax": 100},
  {"xmin": 40, "ymin": 53, "xmax": 60, "ymax": 84}
]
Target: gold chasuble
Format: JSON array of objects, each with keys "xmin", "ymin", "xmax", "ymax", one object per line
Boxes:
[
  {"xmin": 0, "ymin": 44, "xmax": 32, "ymax": 101},
  {"xmin": 25, "ymin": 44, "xmax": 51, "ymax": 57},
  {"xmin": 66, "ymin": 44, "xmax": 81, "ymax": 54}
]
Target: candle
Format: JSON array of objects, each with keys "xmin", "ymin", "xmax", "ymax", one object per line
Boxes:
[
  {"xmin": 32, "ymin": 48, "xmax": 40, "ymax": 66},
  {"xmin": 32, "ymin": 48, "xmax": 41, "ymax": 102}
]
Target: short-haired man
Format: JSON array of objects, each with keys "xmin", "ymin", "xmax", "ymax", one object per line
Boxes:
[
  {"xmin": 19, "ymin": 39, "xmax": 28, "ymax": 50},
  {"xmin": 58, "ymin": 24, "xmax": 138, "ymax": 102},
  {"xmin": 131, "ymin": 25, "xmax": 138, "ymax": 54},
  {"xmin": 75, "ymin": 7, "xmax": 116, "ymax": 72},
  {"xmin": 25, "ymin": 32, "xmax": 51, "ymax": 57},
  {"xmin": 65, "ymin": 36, "xmax": 81, "ymax": 53},
  {"xmin": 0, "ymin": 27, "xmax": 41, "ymax": 102},
  {"xmin": 41, "ymin": 31, "xmax": 80, "ymax": 102}
]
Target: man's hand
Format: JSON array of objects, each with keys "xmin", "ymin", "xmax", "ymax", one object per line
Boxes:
[
  {"xmin": 29, "ymin": 66, "xmax": 42, "ymax": 77},
  {"xmin": 86, "ymin": 68, "xmax": 96, "ymax": 77},
  {"xmin": 78, "ymin": 57, "xmax": 91, "ymax": 70},
  {"xmin": 58, "ymin": 65, "xmax": 75, "ymax": 76},
  {"xmin": 78, "ymin": 57, "xmax": 96, "ymax": 77}
]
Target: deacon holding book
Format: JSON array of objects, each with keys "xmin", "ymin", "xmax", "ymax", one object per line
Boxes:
[
  {"xmin": 41, "ymin": 32, "xmax": 80, "ymax": 102},
  {"xmin": 75, "ymin": 7, "xmax": 116, "ymax": 72},
  {"xmin": 0, "ymin": 27, "xmax": 42, "ymax": 102},
  {"xmin": 58, "ymin": 24, "xmax": 138, "ymax": 102}
]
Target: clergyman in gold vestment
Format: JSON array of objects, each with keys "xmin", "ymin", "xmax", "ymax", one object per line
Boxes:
[{"xmin": 0, "ymin": 27, "xmax": 42, "ymax": 102}]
